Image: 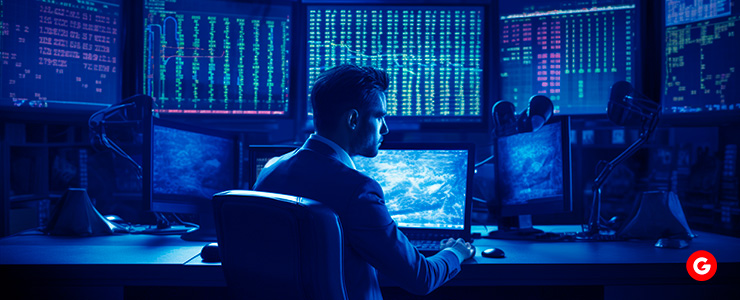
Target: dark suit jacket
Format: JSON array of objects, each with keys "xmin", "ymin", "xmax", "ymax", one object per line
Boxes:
[{"xmin": 254, "ymin": 137, "xmax": 461, "ymax": 300}]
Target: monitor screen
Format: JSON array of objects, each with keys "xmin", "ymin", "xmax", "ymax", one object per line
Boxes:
[
  {"xmin": 662, "ymin": 0, "xmax": 739, "ymax": 122},
  {"xmin": 306, "ymin": 6, "xmax": 484, "ymax": 123},
  {"xmin": 1, "ymin": 0, "xmax": 122, "ymax": 111},
  {"xmin": 146, "ymin": 118, "xmax": 237, "ymax": 214},
  {"xmin": 354, "ymin": 144, "xmax": 473, "ymax": 230},
  {"xmin": 143, "ymin": 0, "xmax": 291, "ymax": 115},
  {"xmin": 495, "ymin": 116, "xmax": 572, "ymax": 217},
  {"xmin": 499, "ymin": 0, "xmax": 637, "ymax": 115},
  {"xmin": 247, "ymin": 145, "xmax": 298, "ymax": 189}
]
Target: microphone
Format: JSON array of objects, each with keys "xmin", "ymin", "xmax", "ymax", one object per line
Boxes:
[
  {"xmin": 492, "ymin": 95, "xmax": 554, "ymax": 138},
  {"xmin": 607, "ymin": 81, "xmax": 660, "ymax": 126}
]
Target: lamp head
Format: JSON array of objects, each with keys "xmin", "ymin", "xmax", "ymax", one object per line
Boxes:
[
  {"xmin": 608, "ymin": 81, "xmax": 660, "ymax": 126},
  {"xmin": 492, "ymin": 95, "xmax": 554, "ymax": 138}
]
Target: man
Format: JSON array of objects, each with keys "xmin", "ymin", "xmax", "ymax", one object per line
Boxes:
[{"xmin": 254, "ymin": 64, "xmax": 475, "ymax": 299}]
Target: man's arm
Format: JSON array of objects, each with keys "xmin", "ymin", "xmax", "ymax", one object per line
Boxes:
[{"xmin": 343, "ymin": 179, "xmax": 471, "ymax": 295}]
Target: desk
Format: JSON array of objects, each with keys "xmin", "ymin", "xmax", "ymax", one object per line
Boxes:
[{"xmin": 2, "ymin": 226, "xmax": 740, "ymax": 299}]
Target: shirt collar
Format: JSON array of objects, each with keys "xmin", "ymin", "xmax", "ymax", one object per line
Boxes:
[{"xmin": 308, "ymin": 133, "xmax": 356, "ymax": 170}]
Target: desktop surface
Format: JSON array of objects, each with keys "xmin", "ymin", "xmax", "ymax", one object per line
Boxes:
[
  {"xmin": 2, "ymin": 226, "xmax": 738, "ymax": 298},
  {"xmin": 3, "ymin": 225, "xmax": 739, "ymax": 268}
]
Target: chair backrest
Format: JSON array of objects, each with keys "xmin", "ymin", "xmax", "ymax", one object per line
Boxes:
[{"xmin": 212, "ymin": 190, "xmax": 347, "ymax": 300}]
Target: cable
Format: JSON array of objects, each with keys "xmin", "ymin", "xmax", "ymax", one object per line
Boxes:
[
  {"xmin": 172, "ymin": 213, "xmax": 199, "ymax": 229},
  {"xmin": 474, "ymin": 155, "xmax": 495, "ymax": 169}
]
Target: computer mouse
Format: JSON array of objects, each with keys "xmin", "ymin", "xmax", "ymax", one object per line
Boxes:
[
  {"xmin": 200, "ymin": 242, "xmax": 221, "ymax": 262},
  {"xmin": 481, "ymin": 247, "xmax": 505, "ymax": 258}
]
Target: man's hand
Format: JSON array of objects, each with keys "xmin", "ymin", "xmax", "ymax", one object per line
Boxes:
[{"xmin": 440, "ymin": 238, "xmax": 475, "ymax": 262}]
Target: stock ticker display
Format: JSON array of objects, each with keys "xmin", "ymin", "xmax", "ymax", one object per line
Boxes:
[
  {"xmin": 354, "ymin": 149, "xmax": 468, "ymax": 229},
  {"xmin": 663, "ymin": 0, "xmax": 739, "ymax": 115},
  {"xmin": 1, "ymin": 0, "xmax": 122, "ymax": 109},
  {"xmin": 143, "ymin": 0, "xmax": 291, "ymax": 115},
  {"xmin": 499, "ymin": 0, "xmax": 636, "ymax": 115},
  {"xmin": 307, "ymin": 6, "xmax": 484, "ymax": 121}
]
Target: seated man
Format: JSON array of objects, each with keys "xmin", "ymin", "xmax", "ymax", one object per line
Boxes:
[{"xmin": 254, "ymin": 64, "xmax": 474, "ymax": 299}]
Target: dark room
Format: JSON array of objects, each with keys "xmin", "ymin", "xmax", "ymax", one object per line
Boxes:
[{"xmin": 1, "ymin": 0, "xmax": 739, "ymax": 299}]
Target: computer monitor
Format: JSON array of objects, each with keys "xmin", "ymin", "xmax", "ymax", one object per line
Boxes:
[
  {"xmin": 247, "ymin": 145, "xmax": 298, "ymax": 189},
  {"xmin": 499, "ymin": 0, "xmax": 638, "ymax": 115},
  {"xmin": 489, "ymin": 116, "xmax": 572, "ymax": 239},
  {"xmin": 0, "ymin": 0, "xmax": 123, "ymax": 114},
  {"xmin": 353, "ymin": 143, "xmax": 474, "ymax": 240},
  {"xmin": 143, "ymin": 117, "xmax": 239, "ymax": 240},
  {"xmin": 306, "ymin": 5, "xmax": 486, "ymax": 126},
  {"xmin": 662, "ymin": 0, "xmax": 740, "ymax": 125},
  {"xmin": 142, "ymin": 0, "xmax": 291, "ymax": 116}
]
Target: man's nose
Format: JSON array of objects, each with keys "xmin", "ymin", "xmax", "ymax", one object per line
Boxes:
[{"xmin": 380, "ymin": 119, "xmax": 389, "ymax": 135}]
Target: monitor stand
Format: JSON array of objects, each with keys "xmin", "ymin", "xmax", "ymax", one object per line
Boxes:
[
  {"xmin": 139, "ymin": 215, "xmax": 195, "ymax": 235},
  {"xmin": 486, "ymin": 215, "xmax": 545, "ymax": 240}
]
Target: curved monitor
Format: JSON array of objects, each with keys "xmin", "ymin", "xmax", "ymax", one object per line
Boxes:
[
  {"xmin": 662, "ymin": 0, "xmax": 740, "ymax": 125},
  {"xmin": 0, "ymin": 0, "xmax": 123, "ymax": 115},
  {"xmin": 305, "ymin": 5, "xmax": 487, "ymax": 127}
]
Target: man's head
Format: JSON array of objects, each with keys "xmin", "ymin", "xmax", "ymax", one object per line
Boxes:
[{"xmin": 311, "ymin": 64, "xmax": 389, "ymax": 157}]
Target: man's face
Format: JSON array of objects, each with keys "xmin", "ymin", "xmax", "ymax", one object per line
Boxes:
[{"xmin": 350, "ymin": 93, "xmax": 389, "ymax": 157}]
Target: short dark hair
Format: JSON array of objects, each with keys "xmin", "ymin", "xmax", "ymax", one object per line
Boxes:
[{"xmin": 311, "ymin": 64, "xmax": 389, "ymax": 132}]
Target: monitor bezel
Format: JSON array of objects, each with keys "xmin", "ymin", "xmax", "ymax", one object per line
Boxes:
[
  {"xmin": 367, "ymin": 142, "xmax": 476, "ymax": 240},
  {"xmin": 302, "ymin": 2, "xmax": 493, "ymax": 132},
  {"xmin": 143, "ymin": 115, "xmax": 241, "ymax": 214},
  {"xmin": 494, "ymin": 115, "xmax": 573, "ymax": 217}
]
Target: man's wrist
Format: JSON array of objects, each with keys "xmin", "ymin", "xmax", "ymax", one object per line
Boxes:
[{"xmin": 442, "ymin": 248, "xmax": 466, "ymax": 264}]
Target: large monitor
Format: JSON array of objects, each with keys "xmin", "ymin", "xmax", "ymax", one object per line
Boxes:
[
  {"xmin": 353, "ymin": 143, "xmax": 474, "ymax": 239},
  {"xmin": 499, "ymin": 0, "xmax": 638, "ymax": 115},
  {"xmin": 0, "ymin": 0, "xmax": 123, "ymax": 113},
  {"xmin": 306, "ymin": 5, "xmax": 486, "ymax": 126},
  {"xmin": 662, "ymin": 0, "xmax": 740, "ymax": 124},
  {"xmin": 143, "ymin": 117, "xmax": 239, "ymax": 240},
  {"xmin": 142, "ymin": 0, "xmax": 291, "ymax": 116},
  {"xmin": 489, "ymin": 116, "xmax": 572, "ymax": 239}
]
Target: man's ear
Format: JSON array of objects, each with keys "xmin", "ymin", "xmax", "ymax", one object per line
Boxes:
[{"xmin": 345, "ymin": 109, "xmax": 359, "ymax": 131}]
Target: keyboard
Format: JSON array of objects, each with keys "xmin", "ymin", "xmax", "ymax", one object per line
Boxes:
[{"xmin": 410, "ymin": 239, "xmax": 440, "ymax": 254}]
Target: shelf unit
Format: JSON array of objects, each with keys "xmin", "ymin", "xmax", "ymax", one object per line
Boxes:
[{"xmin": 1, "ymin": 121, "xmax": 91, "ymax": 236}]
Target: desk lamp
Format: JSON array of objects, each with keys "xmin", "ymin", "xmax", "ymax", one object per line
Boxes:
[{"xmin": 582, "ymin": 81, "xmax": 660, "ymax": 239}]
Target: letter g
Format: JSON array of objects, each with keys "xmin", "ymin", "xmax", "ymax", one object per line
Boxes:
[{"xmin": 693, "ymin": 257, "xmax": 710, "ymax": 275}]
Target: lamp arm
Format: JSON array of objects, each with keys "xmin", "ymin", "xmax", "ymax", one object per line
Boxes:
[
  {"xmin": 587, "ymin": 114, "xmax": 659, "ymax": 235},
  {"xmin": 592, "ymin": 135, "xmax": 649, "ymax": 188},
  {"xmin": 593, "ymin": 114, "xmax": 659, "ymax": 188}
]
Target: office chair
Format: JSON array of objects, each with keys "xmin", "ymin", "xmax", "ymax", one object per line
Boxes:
[{"xmin": 212, "ymin": 190, "xmax": 348, "ymax": 300}]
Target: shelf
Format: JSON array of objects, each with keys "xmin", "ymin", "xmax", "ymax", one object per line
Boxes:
[{"xmin": 10, "ymin": 194, "xmax": 62, "ymax": 203}]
